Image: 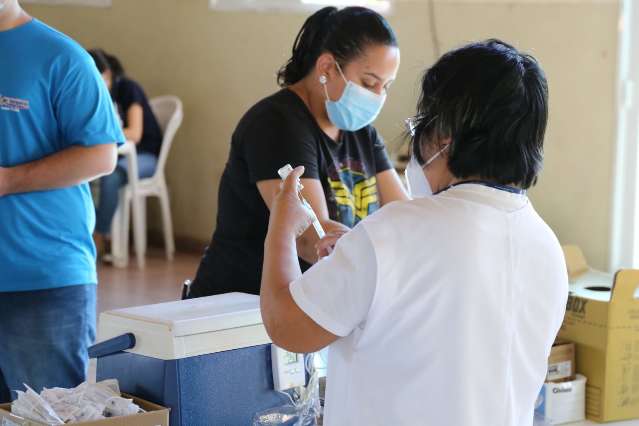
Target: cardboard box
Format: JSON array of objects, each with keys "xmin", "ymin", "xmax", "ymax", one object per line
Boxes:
[
  {"xmin": 547, "ymin": 340, "xmax": 576, "ymax": 382},
  {"xmin": 536, "ymin": 374, "xmax": 587, "ymax": 424},
  {"xmin": 558, "ymin": 245, "xmax": 639, "ymax": 422},
  {"xmin": 0, "ymin": 394, "xmax": 169, "ymax": 426}
]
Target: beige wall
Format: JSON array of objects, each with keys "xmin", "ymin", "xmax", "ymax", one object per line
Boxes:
[{"xmin": 24, "ymin": 0, "xmax": 619, "ymax": 270}]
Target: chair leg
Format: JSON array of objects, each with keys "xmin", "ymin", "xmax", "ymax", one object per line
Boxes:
[
  {"xmin": 138, "ymin": 198, "xmax": 148, "ymax": 256},
  {"xmin": 159, "ymin": 185, "xmax": 175, "ymax": 261},
  {"xmin": 110, "ymin": 191, "xmax": 129, "ymax": 268},
  {"xmin": 120, "ymin": 191, "xmax": 132, "ymax": 267},
  {"xmin": 110, "ymin": 204, "xmax": 123, "ymax": 267},
  {"xmin": 131, "ymin": 194, "xmax": 146, "ymax": 269}
]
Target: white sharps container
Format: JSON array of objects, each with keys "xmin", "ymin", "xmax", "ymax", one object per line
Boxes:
[{"xmin": 90, "ymin": 293, "xmax": 290, "ymax": 425}]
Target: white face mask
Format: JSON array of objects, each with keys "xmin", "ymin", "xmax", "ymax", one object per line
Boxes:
[
  {"xmin": 405, "ymin": 157, "xmax": 431, "ymax": 198},
  {"xmin": 404, "ymin": 145, "xmax": 449, "ymax": 198}
]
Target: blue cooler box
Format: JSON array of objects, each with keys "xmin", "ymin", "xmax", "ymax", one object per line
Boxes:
[{"xmin": 91, "ymin": 293, "xmax": 290, "ymax": 426}]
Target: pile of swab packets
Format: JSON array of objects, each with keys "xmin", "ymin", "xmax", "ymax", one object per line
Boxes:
[{"xmin": 11, "ymin": 379, "xmax": 142, "ymax": 424}]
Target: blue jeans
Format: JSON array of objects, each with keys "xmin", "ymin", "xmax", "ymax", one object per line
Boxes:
[
  {"xmin": 95, "ymin": 153, "xmax": 158, "ymax": 235},
  {"xmin": 0, "ymin": 285, "xmax": 96, "ymax": 402}
]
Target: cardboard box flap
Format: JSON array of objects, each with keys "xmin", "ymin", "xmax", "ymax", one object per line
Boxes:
[
  {"xmin": 611, "ymin": 269, "xmax": 639, "ymax": 303},
  {"xmin": 562, "ymin": 245, "xmax": 614, "ymax": 301},
  {"xmin": 563, "ymin": 245, "xmax": 590, "ymax": 282}
]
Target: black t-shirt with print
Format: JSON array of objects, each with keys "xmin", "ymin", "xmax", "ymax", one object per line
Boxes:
[
  {"xmin": 189, "ymin": 89, "xmax": 393, "ymax": 297},
  {"xmin": 112, "ymin": 77, "xmax": 163, "ymax": 156}
]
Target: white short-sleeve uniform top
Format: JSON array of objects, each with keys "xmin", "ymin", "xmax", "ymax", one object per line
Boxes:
[{"xmin": 290, "ymin": 183, "xmax": 568, "ymax": 426}]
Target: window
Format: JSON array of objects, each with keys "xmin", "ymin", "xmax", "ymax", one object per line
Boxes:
[
  {"xmin": 611, "ymin": 0, "xmax": 639, "ymax": 269},
  {"xmin": 209, "ymin": 0, "xmax": 391, "ymax": 14}
]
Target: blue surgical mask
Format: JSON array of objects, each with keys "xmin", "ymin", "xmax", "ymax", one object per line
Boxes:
[{"xmin": 321, "ymin": 63, "xmax": 386, "ymax": 132}]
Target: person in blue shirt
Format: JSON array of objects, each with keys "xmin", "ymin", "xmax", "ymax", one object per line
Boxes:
[{"xmin": 0, "ymin": 0, "xmax": 124, "ymax": 402}]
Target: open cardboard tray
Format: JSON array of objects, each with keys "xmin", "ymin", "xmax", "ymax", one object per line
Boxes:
[{"xmin": 0, "ymin": 393, "xmax": 169, "ymax": 426}]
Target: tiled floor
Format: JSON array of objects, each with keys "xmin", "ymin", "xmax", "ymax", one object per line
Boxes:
[{"xmin": 96, "ymin": 249, "xmax": 201, "ymax": 314}]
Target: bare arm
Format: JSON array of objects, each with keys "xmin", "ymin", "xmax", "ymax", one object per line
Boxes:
[
  {"xmin": 0, "ymin": 143, "xmax": 118, "ymax": 197},
  {"xmin": 123, "ymin": 103, "xmax": 144, "ymax": 143},
  {"xmin": 377, "ymin": 168, "xmax": 409, "ymax": 205},
  {"xmin": 257, "ymin": 178, "xmax": 349, "ymax": 264},
  {"xmin": 261, "ymin": 167, "xmax": 339, "ymax": 353}
]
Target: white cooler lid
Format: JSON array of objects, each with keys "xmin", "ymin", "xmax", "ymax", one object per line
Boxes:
[
  {"xmin": 102, "ymin": 292, "xmax": 263, "ymax": 336},
  {"xmin": 98, "ymin": 293, "xmax": 272, "ymax": 359}
]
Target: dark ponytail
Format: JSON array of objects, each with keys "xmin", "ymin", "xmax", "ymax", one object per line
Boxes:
[
  {"xmin": 87, "ymin": 48, "xmax": 125, "ymax": 81},
  {"xmin": 88, "ymin": 48, "xmax": 110, "ymax": 74},
  {"xmin": 277, "ymin": 6, "xmax": 397, "ymax": 87},
  {"xmin": 104, "ymin": 52, "xmax": 125, "ymax": 81}
]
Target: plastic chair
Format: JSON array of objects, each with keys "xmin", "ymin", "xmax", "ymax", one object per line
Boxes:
[{"xmin": 110, "ymin": 96, "xmax": 184, "ymax": 268}]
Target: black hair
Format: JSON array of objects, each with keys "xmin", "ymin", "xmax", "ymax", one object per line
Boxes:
[
  {"xmin": 88, "ymin": 48, "xmax": 110, "ymax": 74},
  {"xmin": 87, "ymin": 48, "xmax": 125, "ymax": 81},
  {"xmin": 411, "ymin": 39, "xmax": 548, "ymax": 189},
  {"xmin": 105, "ymin": 52, "xmax": 125, "ymax": 80},
  {"xmin": 277, "ymin": 6, "xmax": 397, "ymax": 87}
]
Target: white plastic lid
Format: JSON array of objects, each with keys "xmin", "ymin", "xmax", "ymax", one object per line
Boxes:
[
  {"xmin": 101, "ymin": 293, "xmax": 263, "ymax": 337},
  {"xmin": 98, "ymin": 293, "xmax": 271, "ymax": 359}
]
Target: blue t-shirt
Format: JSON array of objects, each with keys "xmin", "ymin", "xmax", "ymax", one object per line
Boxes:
[{"xmin": 0, "ymin": 19, "xmax": 124, "ymax": 292}]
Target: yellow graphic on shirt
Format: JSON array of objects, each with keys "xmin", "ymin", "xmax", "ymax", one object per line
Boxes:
[{"xmin": 328, "ymin": 170, "xmax": 378, "ymax": 223}]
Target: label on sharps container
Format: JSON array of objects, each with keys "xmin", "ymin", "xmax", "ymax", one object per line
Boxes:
[{"xmin": 547, "ymin": 360, "xmax": 572, "ymax": 381}]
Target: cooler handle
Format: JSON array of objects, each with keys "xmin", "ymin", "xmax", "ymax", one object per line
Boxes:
[{"xmin": 88, "ymin": 333, "xmax": 136, "ymax": 359}]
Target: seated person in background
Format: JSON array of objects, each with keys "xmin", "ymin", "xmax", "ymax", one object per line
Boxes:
[
  {"xmin": 260, "ymin": 39, "xmax": 568, "ymax": 425},
  {"xmin": 88, "ymin": 49, "xmax": 163, "ymax": 256}
]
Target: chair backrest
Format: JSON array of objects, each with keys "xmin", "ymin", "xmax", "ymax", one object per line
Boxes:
[{"xmin": 150, "ymin": 95, "xmax": 184, "ymax": 178}]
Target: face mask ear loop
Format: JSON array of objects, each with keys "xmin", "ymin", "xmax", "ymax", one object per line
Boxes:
[
  {"xmin": 424, "ymin": 144, "xmax": 450, "ymax": 168},
  {"xmin": 335, "ymin": 61, "xmax": 348, "ymax": 84},
  {"xmin": 412, "ymin": 115, "xmax": 439, "ymax": 165},
  {"xmin": 321, "ymin": 61, "xmax": 348, "ymax": 102}
]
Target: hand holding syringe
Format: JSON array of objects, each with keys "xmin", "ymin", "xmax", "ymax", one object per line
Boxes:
[{"xmin": 277, "ymin": 164, "xmax": 326, "ymax": 239}]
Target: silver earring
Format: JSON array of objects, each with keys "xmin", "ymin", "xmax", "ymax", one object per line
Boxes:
[{"xmin": 319, "ymin": 75, "xmax": 327, "ymax": 85}]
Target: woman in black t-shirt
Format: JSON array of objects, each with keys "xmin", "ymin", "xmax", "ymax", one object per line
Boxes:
[
  {"xmin": 188, "ymin": 6, "xmax": 408, "ymax": 297},
  {"xmin": 88, "ymin": 49, "xmax": 163, "ymax": 256}
]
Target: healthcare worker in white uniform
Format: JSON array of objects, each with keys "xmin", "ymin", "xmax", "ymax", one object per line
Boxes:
[{"xmin": 260, "ymin": 39, "xmax": 569, "ymax": 426}]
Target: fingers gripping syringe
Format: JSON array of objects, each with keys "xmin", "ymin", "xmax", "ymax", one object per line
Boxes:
[{"xmin": 278, "ymin": 164, "xmax": 326, "ymax": 239}]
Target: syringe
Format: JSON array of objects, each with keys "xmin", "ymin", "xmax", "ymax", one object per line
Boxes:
[{"xmin": 278, "ymin": 164, "xmax": 326, "ymax": 239}]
